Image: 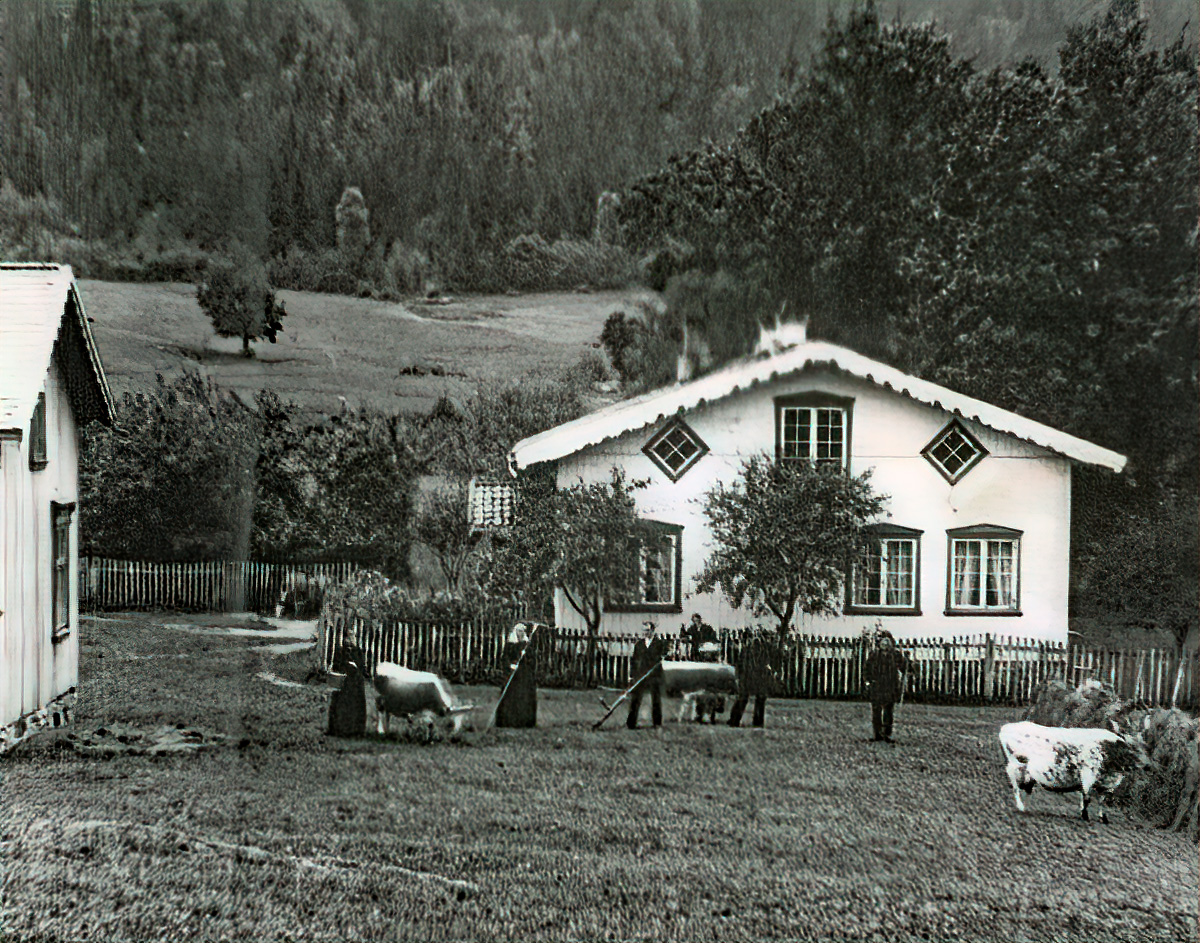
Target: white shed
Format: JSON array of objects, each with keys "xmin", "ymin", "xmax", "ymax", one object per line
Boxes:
[
  {"xmin": 510, "ymin": 326, "xmax": 1126, "ymax": 643},
  {"xmin": 1, "ymin": 264, "xmax": 113, "ymax": 750}
]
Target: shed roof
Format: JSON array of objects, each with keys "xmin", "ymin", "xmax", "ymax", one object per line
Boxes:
[
  {"xmin": 509, "ymin": 339, "xmax": 1127, "ymax": 474},
  {"xmin": 0, "ymin": 264, "xmax": 114, "ymax": 431}
]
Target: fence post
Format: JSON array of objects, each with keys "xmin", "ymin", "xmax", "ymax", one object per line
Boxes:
[{"xmin": 983, "ymin": 634, "xmax": 995, "ymax": 702}]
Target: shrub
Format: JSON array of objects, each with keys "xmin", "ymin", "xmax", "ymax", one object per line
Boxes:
[{"xmin": 335, "ymin": 186, "xmax": 371, "ymax": 274}]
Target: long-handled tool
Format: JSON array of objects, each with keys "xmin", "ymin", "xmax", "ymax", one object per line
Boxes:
[{"xmin": 592, "ymin": 665, "xmax": 661, "ymax": 730}]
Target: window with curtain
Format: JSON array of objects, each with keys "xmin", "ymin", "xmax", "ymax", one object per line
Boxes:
[
  {"xmin": 849, "ymin": 527, "xmax": 921, "ymax": 613},
  {"xmin": 949, "ymin": 536, "xmax": 1019, "ymax": 612}
]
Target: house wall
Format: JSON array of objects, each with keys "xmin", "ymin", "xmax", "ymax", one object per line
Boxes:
[
  {"xmin": 553, "ymin": 368, "xmax": 1072, "ymax": 643},
  {"xmin": 0, "ymin": 354, "xmax": 80, "ymax": 728}
]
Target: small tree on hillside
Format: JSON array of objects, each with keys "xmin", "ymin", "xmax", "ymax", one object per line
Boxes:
[
  {"xmin": 336, "ymin": 185, "xmax": 371, "ymax": 274},
  {"xmin": 695, "ymin": 454, "xmax": 887, "ymax": 634},
  {"xmin": 486, "ymin": 468, "xmax": 659, "ymax": 682},
  {"xmin": 411, "ymin": 480, "xmax": 477, "ymax": 592},
  {"xmin": 197, "ymin": 244, "xmax": 287, "ymax": 356}
]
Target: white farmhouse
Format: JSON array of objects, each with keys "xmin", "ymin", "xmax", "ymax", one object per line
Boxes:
[
  {"xmin": 1, "ymin": 264, "xmax": 113, "ymax": 750},
  {"xmin": 510, "ymin": 325, "xmax": 1125, "ymax": 643}
]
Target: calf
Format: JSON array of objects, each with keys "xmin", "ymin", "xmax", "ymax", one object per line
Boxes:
[
  {"xmin": 679, "ymin": 691, "xmax": 726, "ymax": 724},
  {"xmin": 373, "ymin": 663, "xmax": 473, "ymax": 739},
  {"xmin": 998, "ymin": 721, "xmax": 1150, "ymax": 823}
]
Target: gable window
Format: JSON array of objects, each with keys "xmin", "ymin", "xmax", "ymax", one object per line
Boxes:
[
  {"xmin": 923, "ymin": 420, "xmax": 987, "ymax": 484},
  {"xmin": 946, "ymin": 525, "xmax": 1021, "ymax": 615},
  {"xmin": 606, "ymin": 522, "xmax": 683, "ymax": 613},
  {"xmin": 775, "ymin": 393, "xmax": 852, "ymax": 469},
  {"xmin": 51, "ymin": 502, "xmax": 74, "ymax": 642},
  {"xmin": 644, "ymin": 419, "xmax": 708, "ymax": 482},
  {"xmin": 848, "ymin": 524, "xmax": 922, "ymax": 614},
  {"xmin": 29, "ymin": 392, "xmax": 47, "ymax": 470}
]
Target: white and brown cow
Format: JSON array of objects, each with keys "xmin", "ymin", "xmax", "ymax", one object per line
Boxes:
[
  {"xmin": 373, "ymin": 663, "xmax": 473, "ymax": 739},
  {"xmin": 998, "ymin": 721, "xmax": 1151, "ymax": 823}
]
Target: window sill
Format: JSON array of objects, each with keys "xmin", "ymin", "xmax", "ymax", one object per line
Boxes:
[
  {"xmin": 845, "ymin": 606, "xmax": 922, "ymax": 617},
  {"xmin": 29, "ymin": 459, "xmax": 48, "ymax": 472},
  {"xmin": 51, "ymin": 628, "xmax": 70, "ymax": 644},
  {"xmin": 943, "ymin": 609, "xmax": 1022, "ymax": 617}
]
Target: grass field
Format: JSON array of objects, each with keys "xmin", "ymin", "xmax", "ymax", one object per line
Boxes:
[
  {"xmin": 78, "ymin": 280, "xmax": 656, "ymax": 416},
  {"xmin": 2, "ymin": 616, "xmax": 1195, "ymax": 942}
]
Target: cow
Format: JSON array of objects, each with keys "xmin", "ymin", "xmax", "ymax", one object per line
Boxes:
[
  {"xmin": 372, "ymin": 663, "xmax": 473, "ymax": 740},
  {"xmin": 998, "ymin": 721, "xmax": 1151, "ymax": 823}
]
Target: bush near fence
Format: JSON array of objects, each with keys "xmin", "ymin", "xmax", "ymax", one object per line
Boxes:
[
  {"xmin": 79, "ymin": 557, "xmax": 358, "ymax": 616},
  {"xmin": 318, "ymin": 611, "xmax": 1199, "ymax": 710}
]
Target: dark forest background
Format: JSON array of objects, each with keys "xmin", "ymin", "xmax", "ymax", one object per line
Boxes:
[{"xmin": 1, "ymin": 0, "xmax": 1195, "ymax": 643}]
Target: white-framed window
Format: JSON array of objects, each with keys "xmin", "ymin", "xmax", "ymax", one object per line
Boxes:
[
  {"xmin": 775, "ymin": 394, "xmax": 852, "ymax": 469},
  {"xmin": 923, "ymin": 420, "xmax": 987, "ymax": 484},
  {"xmin": 849, "ymin": 525, "xmax": 922, "ymax": 613},
  {"xmin": 947, "ymin": 526, "xmax": 1021, "ymax": 614},
  {"xmin": 51, "ymin": 502, "xmax": 74, "ymax": 641},
  {"xmin": 607, "ymin": 522, "xmax": 683, "ymax": 613},
  {"xmin": 643, "ymin": 418, "xmax": 708, "ymax": 482}
]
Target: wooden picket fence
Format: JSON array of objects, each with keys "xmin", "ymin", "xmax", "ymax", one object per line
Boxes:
[
  {"xmin": 80, "ymin": 556, "xmax": 358, "ymax": 615},
  {"xmin": 321, "ymin": 610, "xmax": 1199, "ymax": 709}
]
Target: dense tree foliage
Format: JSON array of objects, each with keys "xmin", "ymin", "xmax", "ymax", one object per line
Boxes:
[
  {"xmin": 80, "ymin": 374, "xmax": 259, "ymax": 561},
  {"xmin": 696, "ymin": 455, "xmax": 887, "ymax": 634},
  {"xmin": 252, "ymin": 392, "xmax": 415, "ymax": 578},
  {"xmin": 618, "ymin": 1, "xmax": 1197, "ymax": 641}
]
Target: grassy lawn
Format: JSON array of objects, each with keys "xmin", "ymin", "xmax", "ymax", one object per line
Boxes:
[
  {"xmin": 2, "ymin": 616, "xmax": 1196, "ymax": 942},
  {"xmin": 78, "ymin": 280, "xmax": 656, "ymax": 416}
]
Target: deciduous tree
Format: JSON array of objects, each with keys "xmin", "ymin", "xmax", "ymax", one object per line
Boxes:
[{"xmin": 695, "ymin": 454, "xmax": 887, "ymax": 634}]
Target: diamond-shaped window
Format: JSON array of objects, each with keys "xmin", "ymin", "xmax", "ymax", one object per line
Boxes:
[
  {"xmin": 644, "ymin": 419, "xmax": 709, "ymax": 482},
  {"xmin": 922, "ymin": 420, "xmax": 988, "ymax": 484}
]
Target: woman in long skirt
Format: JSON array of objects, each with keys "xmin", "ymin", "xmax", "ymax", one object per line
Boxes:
[{"xmin": 495, "ymin": 623, "xmax": 538, "ymax": 728}]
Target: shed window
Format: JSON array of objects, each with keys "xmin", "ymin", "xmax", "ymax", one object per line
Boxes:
[
  {"xmin": 30, "ymin": 392, "xmax": 47, "ymax": 469},
  {"xmin": 52, "ymin": 503, "xmax": 74, "ymax": 642}
]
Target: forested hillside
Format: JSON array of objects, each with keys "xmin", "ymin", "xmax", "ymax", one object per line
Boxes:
[{"xmin": 0, "ymin": 0, "xmax": 1192, "ymax": 291}]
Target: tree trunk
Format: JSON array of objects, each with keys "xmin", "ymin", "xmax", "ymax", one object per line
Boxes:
[{"xmin": 242, "ymin": 333, "xmax": 252, "ymax": 356}]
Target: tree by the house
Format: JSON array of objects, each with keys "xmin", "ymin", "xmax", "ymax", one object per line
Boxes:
[
  {"xmin": 695, "ymin": 454, "xmax": 887, "ymax": 634},
  {"xmin": 79, "ymin": 372, "xmax": 259, "ymax": 561},
  {"xmin": 196, "ymin": 243, "xmax": 287, "ymax": 356},
  {"xmin": 411, "ymin": 480, "xmax": 477, "ymax": 593},
  {"xmin": 486, "ymin": 468, "xmax": 659, "ymax": 682}
]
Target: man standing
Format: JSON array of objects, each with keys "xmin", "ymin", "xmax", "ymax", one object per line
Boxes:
[
  {"xmin": 728, "ymin": 629, "xmax": 778, "ymax": 728},
  {"xmin": 626, "ymin": 621, "xmax": 666, "ymax": 729},
  {"xmin": 864, "ymin": 630, "xmax": 910, "ymax": 743}
]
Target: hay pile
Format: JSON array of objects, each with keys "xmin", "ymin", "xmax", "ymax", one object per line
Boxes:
[
  {"xmin": 1022, "ymin": 680, "xmax": 1198, "ymax": 838},
  {"xmin": 1023, "ymin": 679, "xmax": 1129, "ymax": 730},
  {"xmin": 1130, "ymin": 709, "xmax": 1199, "ymax": 837}
]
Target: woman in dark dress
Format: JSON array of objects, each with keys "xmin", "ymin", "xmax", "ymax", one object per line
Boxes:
[{"xmin": 495, "ymin": 623, "xmax": 538, "ymax": 728}]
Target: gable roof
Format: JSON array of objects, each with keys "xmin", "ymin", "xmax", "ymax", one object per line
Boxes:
[
  {"xmin": 510, "ymin": 339, "xmax": 1127, "ymax": 474},
  {"xmin": 0, "ymin": 264, "xmax": 114, "ymax": 432}
]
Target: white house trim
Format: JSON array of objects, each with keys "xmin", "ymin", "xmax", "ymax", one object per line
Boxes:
[{"xmin": 510, "ymin": 339, "xmax": 1126, "ymax": 475}]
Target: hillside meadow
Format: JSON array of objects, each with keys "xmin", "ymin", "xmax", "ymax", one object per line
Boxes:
[
  {"xmin": 1, "ymin": 615, "xmax": 1196, "ymax": 942},
  {"xmin": 79, "ymin": 279, "xmax": 657, "ymax": 416}
]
